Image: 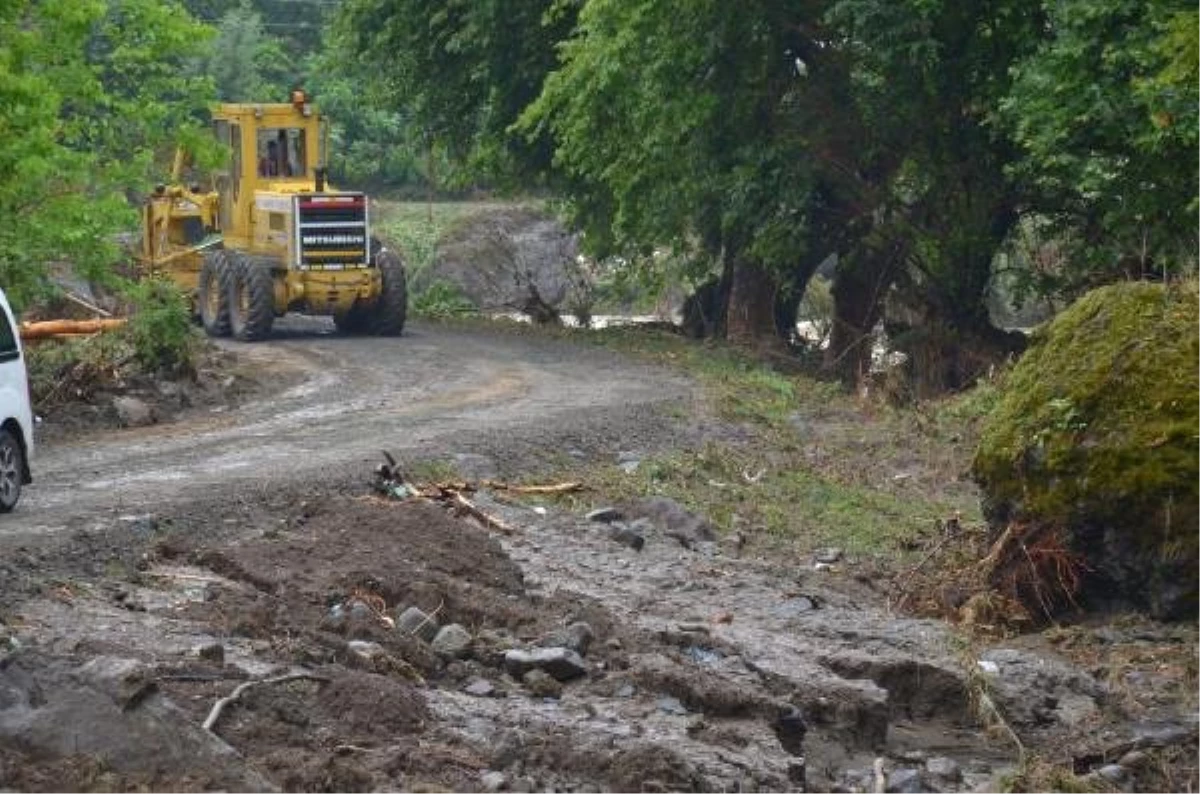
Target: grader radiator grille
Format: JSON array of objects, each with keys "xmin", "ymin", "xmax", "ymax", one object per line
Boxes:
[{"xmin": 294, "ymin": 193, "xmax": 369, "ymax": 270}]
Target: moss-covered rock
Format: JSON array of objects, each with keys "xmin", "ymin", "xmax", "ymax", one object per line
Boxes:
[{"xmin": 972, "ymin": 280, "xmax": 1198, "ymax": 619}]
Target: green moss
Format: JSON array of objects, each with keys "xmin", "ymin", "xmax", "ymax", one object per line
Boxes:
[{"xmin": 972, "ymin": 280, "xmax": 1199, "ymax": 556}]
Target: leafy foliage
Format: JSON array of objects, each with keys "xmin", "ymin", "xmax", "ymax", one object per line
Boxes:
[
  {"xmin": 122, "ymin": 277, "xmax": 198, "ymax": 374},
  {"xmin": 0, "ymin": 0, "xmax": 215, "ymax": 309},
  {"xmin": 997, "ymin": 0, "xmax": 1199, "ymax": 298}
]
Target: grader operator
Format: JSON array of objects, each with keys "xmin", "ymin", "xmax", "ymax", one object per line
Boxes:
[{"xmin": 138, "ymin": 90, "xmax": 407, "ymax": 341}]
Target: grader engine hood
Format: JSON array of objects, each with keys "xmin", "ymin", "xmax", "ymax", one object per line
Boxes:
[{"xmin": 294, "ymin": 193, "xmax": 369, "ymax": 271}]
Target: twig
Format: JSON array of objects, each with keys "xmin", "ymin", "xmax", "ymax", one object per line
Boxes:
[
  {"xmin": 481, "ymin": 480, "xmax": 584, "ymax": 495},
  {"xmin": 451, "ymin": 492, "xmax": 517, "ymax": 534},
  {"xmin": 202, "ymin": 672, "xmax": 330, "ymax": 733},
  {"xmin": 407, "ymin": 598, "xmax": 444, "ymax": 639},
  {"xmin": 63, "ymin": 291, "xmax": 113, "ymax": 317},
  {"xmin": 890, "ymin": 531, "xmax": 959, "ymax": 611}
]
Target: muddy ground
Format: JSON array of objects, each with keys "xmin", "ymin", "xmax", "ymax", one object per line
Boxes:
[{"xmin": 0, "ymin": 318, "xmax": 1196, "ymax": 792}]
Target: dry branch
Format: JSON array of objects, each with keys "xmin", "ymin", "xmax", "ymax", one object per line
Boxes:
[{"xmin": 202, "ymin": 672, "xmax": 330, "ymax": 734}]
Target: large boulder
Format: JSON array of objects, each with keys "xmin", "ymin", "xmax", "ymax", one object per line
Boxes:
[
  {"xmin": 971, "ymin": 281, "xmax": 1198, "ymax": 619},
  {"xmin": 420, "ymin": 206, "xmax": 582, "ymax": 319}
]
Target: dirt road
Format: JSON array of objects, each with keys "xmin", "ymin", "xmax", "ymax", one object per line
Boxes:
[{"xmin": 6, "ymin": 318, "xmax": 689, "ymax": 531}]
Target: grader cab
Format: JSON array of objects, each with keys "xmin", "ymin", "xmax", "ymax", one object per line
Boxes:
[{"xmin": 139, "ymin": 90, "xmax": 407, "ymax": 340}]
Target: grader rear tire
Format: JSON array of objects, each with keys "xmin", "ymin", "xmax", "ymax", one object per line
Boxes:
[
  {"xmin": 370, "ymin": 246, "xmax": 408, "ymax": 336},
  {"xmin": 199, "ymin": 249, "xmax": 232, "ymax": 337},
  {"xmin": 229, "ymin": 254, "xmax": 276, "ymax": 341}
]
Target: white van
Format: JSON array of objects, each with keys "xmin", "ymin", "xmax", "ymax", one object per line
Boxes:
[{"xmin": 0, "ymin": 288, "xmax": 32, "ymax": 510}]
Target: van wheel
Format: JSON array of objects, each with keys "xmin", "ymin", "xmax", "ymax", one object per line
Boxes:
[
  {"xmin": 229, "ymin": 255, "xmax": 276, "ymax": 341},
  {"xmin": 199, "ymin": 249, "xmax": 232, "ymax": 337},
  {"xmin": 0, "ymin": 429, "xmax": 24, "ymax": 512}
]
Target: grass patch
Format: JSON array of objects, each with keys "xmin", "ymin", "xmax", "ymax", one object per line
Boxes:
[{"xmin": 455, "ymin": 321, "xmax": 989, "ymax": 560}]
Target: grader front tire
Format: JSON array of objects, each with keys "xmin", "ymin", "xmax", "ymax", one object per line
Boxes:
[
  {"xmin": 199, "ymin": 249, "xmax": 232, "ymax": 338},
  {"xmin": 229, "ymin": 255, "xmax": 276, "ymax": 342}
]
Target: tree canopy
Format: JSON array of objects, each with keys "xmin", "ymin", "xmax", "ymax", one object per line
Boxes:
[{"xmin": 0, "ymin": 0, "xmax": 214, "ymax": 307}]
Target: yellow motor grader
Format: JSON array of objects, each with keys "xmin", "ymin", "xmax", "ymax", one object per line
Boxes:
[{"xmin": 138, "ymin": 90, "xmax": 406, "ymax": 340}]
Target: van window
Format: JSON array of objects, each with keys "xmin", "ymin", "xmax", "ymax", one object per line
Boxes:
[{"xmin": 0, "ymin": 310, "xmax": 18, "ymax": 364}]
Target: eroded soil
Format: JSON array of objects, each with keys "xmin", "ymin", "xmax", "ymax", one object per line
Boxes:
[{"xmin": 0, "ymin": 319, "xmax": 1195, "ymax": 792}]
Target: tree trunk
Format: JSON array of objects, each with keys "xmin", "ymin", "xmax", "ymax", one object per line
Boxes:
[
  {"xmin": 824, "ymin": 245, "xmax": 902, "ymax": 385},
  {"xmin": 726, "ymin": 257, "xmax": 779, "ymax": 346}
]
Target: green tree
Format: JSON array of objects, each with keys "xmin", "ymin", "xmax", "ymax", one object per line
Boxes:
[
  {"xmin": 998, "ymin": 0, "xmax": 1198, "ymax": 299},
  {"xmin": 0, "ymin": 0, "xmax": 215, "ymax": 308},
  {"xmin": 200, "ymin": 1, "xmax": 292, "ymax": 101}
]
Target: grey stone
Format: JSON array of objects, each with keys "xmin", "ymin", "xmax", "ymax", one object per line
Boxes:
[
  {"xmin": 885, "ymin": 767, "xmax": 923, "ymax": 793},
  {"xmin": 813, "ymin": 547, "xmax": 843, "ymax": 564},
  {"xmin": 925, "ymin": 756, "xmax": 961, "ymax": 782},
  {"xmin": 1096, "ymin": 764, "xmax": 1126, "ymax": 783},
  {"xmin": 543, "ymin": 622, "xmax": 595, "ymax": 656},
  {"xmin": 615, "ymin": 683, "xmax": 636, "ymax": 698},
  {"xmin": 480, "ymin": 770, "xmax": 508, "ymax": 792},
  {"xmin": 606, "ymin": 522, "xmax": 645, "ymax": 551},
  {"xmin": 510, "ymin": 776, "xmax": 537, "ymax": 793},
  {"xmin": 586, "ymin": 507, "xmax": 623, "ymax": 523},
  {"xmin": 773, "ymin": 597, "xmax": 816, "ymax": 618},
  {"xmin": 464, "ymin": 678, "xmax": 496, "ymax": 697},
  {"xmin": 657, "ymin": 696, "xmax": 688, "ymax": 715},
  {"xmin": 396, "ymin": 606, "xmax": 439, "ymax": 642},
  {"xmin": 619, "ymin": 460, "xmax": 641, "ymax": 474},
  {"xmin": 432, "ymin": 624, "xmax": 473, "ymax": 658},
  {"xmin": 113, "ymin": 396, "xmax": 156, "ymax": 428},
  {"xmin": 616, "ymin": 450, "xmax": 642, "ymax": 464},
  {"xmin": 504, "ymin": 647, "xmax": 587, "ymax": 682},
  {"xmin": 1118, "ymin": 750, "xmax": 1148, "ymax": 768},
  {"xmin": 626, "ymin": 496, "xmax": 716, "ymax": 547},
  {"xmin": 978, "ymin": 647, "xmax": 1106, "ymax": 729},
  {"xmin": 347, "ymin": 640, "xmax": 385, "ymax": 661}
]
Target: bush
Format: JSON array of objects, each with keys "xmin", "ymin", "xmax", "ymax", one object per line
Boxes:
[
  {"xmin": 121, "ymin": 278, "xmax": 197, "ymax": 376},
  {"xmin": 412, "ymin": 280, "xmax": 477, "ymax": 319}
]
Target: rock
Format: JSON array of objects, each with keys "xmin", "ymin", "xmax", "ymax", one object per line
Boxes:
[
  {"xmin": 773, "ymin": 597, "xmax": 816, "ymax": 618},
  {"xmin": 813, "ymin": 547, "xmax": 843, "ymax": 564},
  {"xmin": 480, "ymin": 770, "xmax": 508, "ymax": 792},
  {"xmin": 619, "ymin": 460, "xmax": 641, "ymax": 474},
  {"xmin": 542, "ymin": 622, "xmax": 594, "ymax": 656},
  {"xmin": 773, "ymin": 704, "xmax": 807, "ymax": 757},
  {"xmin": 417, "ymin": 206, "xmax": 580, "ymax": 316},
  {"xmin": 615, "ymin": 683, "xmax": 636, "ymax": 698},
  {"xmin": 1118, "ymin": 750, "xmax": 1147, "ymax": 768},
  {"xmin": 971, "ymin": 281, "xmax": 1199, "ymax": 619},
  {"xmin": 396, "ymin": 606, "xmax": 439, "ymax": 642},
  {"xmin": 606, "ymin": 522, "xmax": 645, "ymax": 551},
  {"xmin": 112, "ymin": 396, "xmax": 156, "ymax": 428},
  {"xmin": 616, "ymin": 450, "xmax": 642, "ymax": 465},
  {"xmin": 885, "ymin": 767, "xmax": 923, "ymax": 793},
  {"xmin": 522, "ymin": 669, "xmax": 563, "ymax": 699},
  {"xmin": 627, "ymin": 496, "xmax": 717, "ymax": 547},
  {"xmin": 509, "ymin": 776, "xmax": 537, "ymax": 793},
  {"xmin": 432, "ymin": 624, "xmax": 473, "ymax": 658},
  {"xmin": 1096, "ymin": 764, "xmax": 1126, "ymax": 783},
  {"xmin": 925, "ymin": 756, "xmax": 961, "ymax": 782},
  {"xmin": 464, "ymin": 678, "xmax": 496, "ymax": 697},
  {"xmin": 657, "ymin": 696, "xmax": 688, "ymax": 715},
  {"xmin": 978, "ymin": 648, "xmax": 1105, "ymax": 729},
  {"xmin": 347, "ymin": 640, "xmax": 386, "ymax": 661},
  {"xmin": 586, "ymin": 507, "xmax": 623, "ymax": 523},
  {"xmin": 504, "ymin": 647, "xmax": 587, "ymax": 682}
]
